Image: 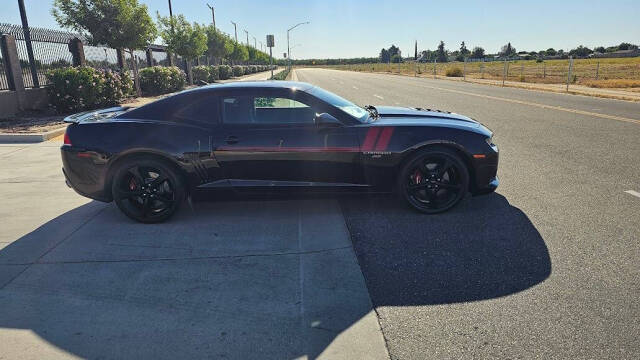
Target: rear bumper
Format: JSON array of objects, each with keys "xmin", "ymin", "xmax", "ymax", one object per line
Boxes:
[{"xmin": 61, "ymin": 146, "xmax": 111, "ymax": 202}]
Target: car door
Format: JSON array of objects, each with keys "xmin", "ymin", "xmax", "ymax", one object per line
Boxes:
[
  {"xmin": 213, "ymin": 89, "xmax": 361, "ymax": 186},
  {"xmin": 163, "ymin": 92, "xmax": 223, "ymax": 185}
]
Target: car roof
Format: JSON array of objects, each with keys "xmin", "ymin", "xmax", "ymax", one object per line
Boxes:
[{"xmin": 186, "ymin": 80, "xmax": 315, "ymax": 94}]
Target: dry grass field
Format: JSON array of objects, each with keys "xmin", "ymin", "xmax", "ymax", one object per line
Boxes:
[{"xmin": 319, "ymin": 57, "xmax": 640, "ymax": 89}]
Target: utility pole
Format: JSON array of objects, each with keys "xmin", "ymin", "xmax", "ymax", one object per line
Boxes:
[
  {"xmin": 243, "ymin": 29, "xmax": 249, "ymax": 46},
  {"xmin": 17, "ymin": 0, "xmax": 38, "ymax": 87},
  {"xmin": 167, "ymin": 0, "xmax": 174, "ymax": 66},
  {"xmin": 206, "ymin": 3, "xmax": 215, "ymax": 30},
  {"xmin": 230, "ymin": 21, "xmax": 238, "ymax": 43},
  {"xmin": 287, "ymin": 21, "xmax": 309, "ymax": 70}
]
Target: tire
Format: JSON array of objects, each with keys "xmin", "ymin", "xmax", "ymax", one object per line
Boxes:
[
  {"xmin": 398, "ymin": 147, "xmax": 469, "ymax": 214},
  {"xmin": 111, "ymin": 157, "xmax": 185, "ymax": 223}
]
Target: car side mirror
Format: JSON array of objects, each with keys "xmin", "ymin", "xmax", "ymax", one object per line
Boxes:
[{"xmin": 314, "ymin": 113, "xmax": 342, "ymax": 127}]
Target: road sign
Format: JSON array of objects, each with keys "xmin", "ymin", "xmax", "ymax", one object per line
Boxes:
[{"xmin": 266, "ymin": 35, "xmax": 275, "ymax": 78}]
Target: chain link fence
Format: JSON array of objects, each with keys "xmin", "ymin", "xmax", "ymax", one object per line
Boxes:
[{"xmin": 0, "ymin": 23, "xmax": 171, "ymax": 91}]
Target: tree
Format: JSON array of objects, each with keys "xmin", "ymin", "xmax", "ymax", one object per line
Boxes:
[
  {"xmin": 545, "ymin": 48, "xmax": 557, "ymax": 56},
  {"xmin": 229, "ymin": 43, "xmax": 249, "ymax": 64},
  {"xmin": 500, "ymin": 42, "xmax": 516, "ymax": 57},
  {"xmin": 569, "ymin": 45, "xmax": 592, "ymax": 58},
  {"xmin": 471, "ymin": 46, "xmax": 485, "ymax": 59},
  {"xmin": 52, "ymin": 0, "xmax": 156, "ymax": 96},
  {"xmin": 379, "ymin": 48, "xmax": 390, "ymax": 63},
  {"xmin": 388, "ymin": 45, "xmax": 400, "ymax": 58},
  {"xmin": 436, "ymin": 41, "xmax": 447, "ymax": 62},
  {"xmin": 206, "ymin": 26, "xmax": 231, "ymax": 64},
  {"xmin": 471, "ymin": 46, "xmax": 484, "ymax": 59},
  {"xmin": 391, "ymin": 54, "xmax": 402, "ymax": 63},
  {"xmin": 594, "ymin": 46, "xmax": 606, "ymax": 53},
  {"xmin": 157, "ymin": 14, "xmax": 207, "ymax": 61},
  {"xmin": 459, "ymin": 41, "xmax": 470, "ymax": 56}
]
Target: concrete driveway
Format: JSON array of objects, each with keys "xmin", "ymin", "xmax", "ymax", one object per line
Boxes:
[{"xmin": 0, "ymin": 140, "xmax": 388, "ymax": 359}]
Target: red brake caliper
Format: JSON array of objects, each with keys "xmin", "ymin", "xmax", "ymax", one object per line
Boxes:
[{"xmin": 412, "ymin": 169, "xmax": 422, "ymax": 185}]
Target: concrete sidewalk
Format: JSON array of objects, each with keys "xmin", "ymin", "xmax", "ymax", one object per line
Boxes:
[{"xmin": 0, "ymin": 140, "xmax": 388, "ymax": 360}]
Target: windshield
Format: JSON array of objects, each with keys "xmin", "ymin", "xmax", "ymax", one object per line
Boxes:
[{"xmin": 307, "ymin": 86, "xmax": 370, "ymax": 122}]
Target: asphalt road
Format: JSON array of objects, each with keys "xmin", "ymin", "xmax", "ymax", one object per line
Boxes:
[{"xmin": 296, "ymin": 68, "xmax": 640, "ymax": 359}]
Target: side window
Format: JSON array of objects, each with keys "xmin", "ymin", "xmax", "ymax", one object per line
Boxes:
[
  {"xmin": 222, "ymin": 96, "xmax": 315, "ymax": 125},
  {"xmin": 254, "ymin": 97, "xmax": 309, "ymax": 109},
  {"xmin": 173, "ymin": 96, "xmax": 219, "ymax": 124}
]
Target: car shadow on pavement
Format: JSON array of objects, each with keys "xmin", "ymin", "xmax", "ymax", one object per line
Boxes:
[
  {"xmin": 339, "ymin": 192, "xmax": 552, "ymax": 305},
  {"xmin": 0, "ymin": 191, "xmax": 550, "ymax": 359}
]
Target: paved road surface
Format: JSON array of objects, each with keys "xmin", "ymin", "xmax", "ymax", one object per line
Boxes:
[{"xmin": 295, "ymin": 68, "xmax": 640, "ymax": 359}]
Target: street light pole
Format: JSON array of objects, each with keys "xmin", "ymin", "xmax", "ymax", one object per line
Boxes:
[
  {"xmin": 206, "ymin": 3, "xmax": 215, "ymax": 30},
  {"xmin": 230, "ymin": 21, "xmax": 238, "ymax": 43},
  {"xmin": 243, "ymin": 30, "xmax": 249, "ymax": 46},
  {"xmin": 253, "ymin": 36, "xmax": 257, "ymax": 48},
  {"xmin": 287, "ymin": 21, "xmax": 309, "ymax": 70}
]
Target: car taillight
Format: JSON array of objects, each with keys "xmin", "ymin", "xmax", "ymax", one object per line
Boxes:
[{"xmin": 63, "ymin": 132, "xmax": 72, "ymax": 146}]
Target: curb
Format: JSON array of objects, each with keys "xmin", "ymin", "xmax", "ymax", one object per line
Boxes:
[{"xmin": 0, "ymin": 126, "xmax": 67, "ymax": 143}]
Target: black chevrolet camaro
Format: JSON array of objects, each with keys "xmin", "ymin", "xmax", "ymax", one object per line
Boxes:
[{"xmin": 61, "ymin": 81, "xmax": 499, "ymax": 223}]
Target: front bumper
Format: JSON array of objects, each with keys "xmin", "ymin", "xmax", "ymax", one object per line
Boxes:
[{"xmin": 474, "ymin": 175, "xmax": 499, "ymax": 195}]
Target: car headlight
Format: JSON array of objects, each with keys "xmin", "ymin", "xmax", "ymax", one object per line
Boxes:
[{"xmin": 486, "ymin": 136, "xmax": 498, "ymax": 151}]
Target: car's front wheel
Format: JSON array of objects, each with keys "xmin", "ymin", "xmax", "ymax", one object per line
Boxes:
[
  {"xmin": 398, "ymin": 148, "xmax": 469, "ymax": 214},
  {"xmin": 111, "ymin": 158, "xmax": 185, "ymax": 223}
]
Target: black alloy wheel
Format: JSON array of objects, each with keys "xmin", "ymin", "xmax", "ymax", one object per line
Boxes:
[
  {"xmin": 399, "ymin": 148, "xmax": 469, "ymax": 214},
  {"xmin": 112, "ymin": 158, "xmax": 184, "ymax": 223}
]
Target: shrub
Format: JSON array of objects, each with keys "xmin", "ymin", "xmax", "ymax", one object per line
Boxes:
[
  {"xmin": 192, "ymin": 65, "xmax": 210, "ymax": 83},
  {"xmin": 250, "ymin": 65, "xmax": 258, "ymax": 73},
  {"xmin": 208, "ymin": 66, "xmax": 219, "ymax": 81},
  {"xmin": 139, "ymin": 66, "xmax": 186, "ymax": 96},
  {"xmin": 445, "ymin": 67, "xmax": 463, "ymax": 77},
  {"xmin": 46, "ymin": 66, "xmax": 133, "ymax": 113},
  {"xmin": 271, "ymin": 68, "xmax": 290, "ymax": 80},
  {"xmin": 218, "ymin": 65, "xmax": 232, "ymax": 79},
  {"xmin": 232, "ymin": 65, "xmax": 244, "ymax": 77}
]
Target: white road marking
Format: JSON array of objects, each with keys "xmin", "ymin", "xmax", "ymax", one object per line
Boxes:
[
  {"xmin": 625, "ymin": 190, "xmax": 640, "ymax": 199},
  {"xmin": 352, "ymin": 86, "xmax": 359, "ymax": 90},
  {"xmin": 373, "ymin": 94, "xmax": 384, "ymax": 100}
]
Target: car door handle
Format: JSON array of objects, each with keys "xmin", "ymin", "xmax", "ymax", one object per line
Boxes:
[{"xmin": 225, "ymin": 136, "xmax": 238, "ymax": 144}]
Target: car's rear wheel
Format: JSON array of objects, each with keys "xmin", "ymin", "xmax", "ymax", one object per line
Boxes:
[
  {"xmin": 398, "ymin": 148, "xmax": 469, "ymax": 214},
  {"xmin": 111, "ymin": 158, "xmax": 184, "ymax": 223}
]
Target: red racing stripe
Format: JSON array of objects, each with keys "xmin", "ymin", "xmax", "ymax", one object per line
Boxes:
[
  {"xmin": 361, "ymin": 127, "xmax": 381, "ymax": 151},
  {"xmin": 374, "ymin": 127, "xmax": 394, "ymax": 151}
]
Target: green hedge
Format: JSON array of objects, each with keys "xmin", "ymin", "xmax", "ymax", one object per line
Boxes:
[
  {"xmin": 270, "ymin": 68, "xmax": 289, "ymax": 80},
  {"xmin": 192, "ymin": 65, "xmax": 210, "ymax": 83},
  {"xmin": 232, "ymin": 65, "xmax": 244, "ymax": 77},
  {"xmin": 139, "ymin": 66, "xmax": 186, "ymax": 96},
  {"xmin": 208, "ymin": 65, "xmax": 219, "ymax": 81},
  {"xmin": 218, "ymin": 65, "xmax": 232, "ymax": 79},
  {"xmin": 46, "ymin": 66, "xmax": 133, "ymax": 113}
]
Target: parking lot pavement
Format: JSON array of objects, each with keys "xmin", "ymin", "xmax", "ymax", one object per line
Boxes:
[{"xmin": 0, "ymin": 141, "xmax": 388, "ymax": 359}]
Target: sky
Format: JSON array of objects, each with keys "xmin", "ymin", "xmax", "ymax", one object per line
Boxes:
[{"xmin": 2, "ymin": 0, "xmax": 639, "ymax": 59}]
